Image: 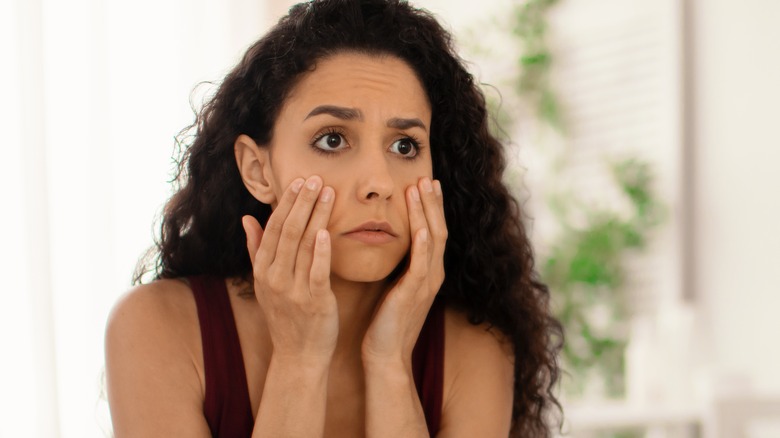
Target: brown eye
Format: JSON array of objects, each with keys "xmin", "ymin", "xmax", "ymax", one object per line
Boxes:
[
  {"xmin": 325, "ymin": 134, "xmax": 341, "ymax": 148},
  {"xmin": 390, "ymin": 138, "xmax": 418, "ymax": 157},
  {"xmin": 313, "ymin": 132, "xmax": 347, "ymax": 151}
]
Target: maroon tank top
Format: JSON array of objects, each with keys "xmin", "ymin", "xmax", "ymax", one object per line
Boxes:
[{"xmin": 189, "ymin": 275, "xmax": 445, "ymax": 437}]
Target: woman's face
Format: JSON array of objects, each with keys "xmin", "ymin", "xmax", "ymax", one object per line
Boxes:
[{"xmin": 264, "ymin": 52, "xmax": 433, "ymax": 283}]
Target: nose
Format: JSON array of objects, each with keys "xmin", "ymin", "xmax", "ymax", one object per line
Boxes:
[{"xmin": 356, "ymin": 148, "xmax": 394, "ymax": 202}]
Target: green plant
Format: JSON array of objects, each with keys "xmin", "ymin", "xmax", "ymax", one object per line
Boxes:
[
  {"xmin": 512, "ymin": 0, "xmax": 564, "ymax": 131},
  {"xmin": 543, "ymin": 159, "xmax": 662, "ymax": 396},
  {"xmin": 478, "ymin": 0, "xmax": 665, "ymax": 398}
]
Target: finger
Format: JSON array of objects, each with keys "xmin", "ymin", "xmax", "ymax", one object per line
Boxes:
[
  {"xmin": 242, "ymin": 215, "xmax": 264, "ymax": 266},
  {"xmin": 296, "ymin": 186, "xmax": 335, "ymax": 279},
  {"xmin": 418, "ymin": 178, "xmax": 448, "ymax": 263},
  {"xmin": 406, "ymin": 184, "xmax": 428, "ymax": 244},
  {"xmin": 272, "ymin": 175, "xmax": 323, "ymax": 273},
  {"xmin": 309, "ymin": 229, "xmax": 332, "ymax": 297},
  {"xmin": 397, "ymin": 227, "xmax": 429, "ymax": 295},
  {"xmin": 256, "ymin": 178, "xmax": 305, "ymax": 269}
]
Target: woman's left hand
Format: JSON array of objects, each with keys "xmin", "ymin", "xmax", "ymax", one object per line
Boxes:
[{"xmin": 361, "ymin": 177, "xmax": 448, "ymax": 367}]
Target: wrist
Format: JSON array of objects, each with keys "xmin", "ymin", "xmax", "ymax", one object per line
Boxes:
[
  {"xmin": 270, "ymin": 352, "xmax": 332, "ymax": 376},
  {"xmin": 363, "ymin": 357, "xmax": 428, "ymax": 438},
  {"xmin": 362, "ymin": 355, "xmax": 413, "ymax": 380}
]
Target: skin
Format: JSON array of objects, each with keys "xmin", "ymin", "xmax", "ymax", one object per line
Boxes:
[
  {"xmin": 105, "ymin": 52, "xmax": 515, "ymax": 437},
  {"xmin": 240, "ymin": 52, "xmax": 433, "ymax": 284}
]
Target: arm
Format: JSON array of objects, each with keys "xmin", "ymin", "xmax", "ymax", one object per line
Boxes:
[
  {"xmin": 362, "ymin": 178, "xmax": 514, "ymax": 437},
  {"xmin": 105, "ymin": 281, "xmax": 212, "ymax": 438},
  {"xmin": 362, "ymin": 224, "xmax": 431, "ymax": 438},
  {"xmin": 362, "ymin": 178, "xmax": 447, "ymax": 437},
  {"xmin": 105, "ymin": 285, "xmax": 334, "ymax": 438},
  {"xmin": 252, "ymin": 355, "xmax": 331, "ymax": 437},
  {"xmin": 107, "ymin": 176, "xmax": 338, "ymax": 437},
  {"xmin": 364, "ymin": 359, "xmax": 429, "ymax": 437},
  {"xmin": 243, "ymin": 175, "xmax": 339, "ymax": 437},
  {"xmin": 105, "ymin": 281, "xmax": 334, "ymax": 438},
  {"xmin": 437, "ymin": 315, "xmax": 515, "ymax": 438},
  {"xmin": 363, "ymin": 303, "xmax": 516, "ymax": 438}
]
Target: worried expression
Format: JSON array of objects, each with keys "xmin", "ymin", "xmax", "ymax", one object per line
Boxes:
[{"xmin": 251, "ymin": 52, "xmax": 434, "ymax": 283}]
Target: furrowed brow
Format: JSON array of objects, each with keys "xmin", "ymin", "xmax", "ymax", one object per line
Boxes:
[
  {"xmin": 304, "ymin": 105, "xmax": 363, "ymax": 121},
  {"xmin": 387, "ymin": 117, "xmax": 427, "ymax": 132}
]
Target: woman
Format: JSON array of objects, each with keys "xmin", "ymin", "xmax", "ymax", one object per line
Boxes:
[{"xmin": 105, "ymin": 0, "xmax": 562, "ymax": 436}]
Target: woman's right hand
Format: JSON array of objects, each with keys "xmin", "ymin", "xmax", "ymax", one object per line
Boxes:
[{"xmin": 241, "ymin": 175, "xmax": 339, "ymax": 363}]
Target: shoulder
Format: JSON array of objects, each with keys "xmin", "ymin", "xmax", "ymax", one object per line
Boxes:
[
  {"xmin": 439, "ymin": 306, "xmax": 514, "ymax": 437},
  {"xmin": 442, "ymin": 306, "xmax": 514, "ymax": 389},
  {"xmin": 107, "ymin": 278, "xmax": 196, "ymax": 321},
  {"xmin": 443, "ymin": 306, "xmax": 513, "ymax": 361},
  {"xmin": 105, "ymin": 278, "xmax": 210, "ymax": 437},
  {"xmin": 105, "ymin": 278, "xmax": 202, "ymax": 356},
  {"xmin": 105, "ymin": 277, "xmax": 203, "ymax": 381}
]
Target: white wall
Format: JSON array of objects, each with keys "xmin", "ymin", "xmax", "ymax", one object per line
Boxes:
[
  {"xmin": 2, "ymin": 1, "xmax": 271, "ymax": 437},
  {"xmin": 691, "ymin": 0, "xmax": 780, "ymax": 393}
]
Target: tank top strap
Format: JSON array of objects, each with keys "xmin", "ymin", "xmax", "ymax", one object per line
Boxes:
[
  {"xmin": 189, "ymin": 275, "xmax": 254, "ymax": 437},
  {"xmin": 412, "ymin": 296, "xmax": 446, "ymax": 435}
]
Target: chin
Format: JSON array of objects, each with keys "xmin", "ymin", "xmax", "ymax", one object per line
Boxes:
[{"xmin": 330, "ymin": 251, "xmax": 406, "ymax": 284}]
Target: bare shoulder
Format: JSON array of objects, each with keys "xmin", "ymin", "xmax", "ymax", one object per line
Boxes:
[
  {"xmin": 444, "ymin": 309, "xmax": 514, "ymax": 379},
  {"xmin": 106, "ymin": 278, "xmax": 198, "ymax": 337},
  {"xmin": 439, "ymin": 306, "xmax": 515, "ymax": 437},
  {"xmin": 105, "ymin": 278, "xmax": 202, "ymax": 364},
  {"xmin": 105, "ymin": 279, "xmax": 210, "ymax": 437},
  {"xmin": 443, "ymin": 306, "xmax": 514, "ymax": 372}
]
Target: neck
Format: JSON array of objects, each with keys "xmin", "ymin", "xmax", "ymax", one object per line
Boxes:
[{"xmin": 329, "ymin": 275, "xmax": 388, "ymax": 363}]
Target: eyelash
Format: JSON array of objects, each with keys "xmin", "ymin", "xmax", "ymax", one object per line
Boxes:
[
  {"xmin": 309, "ymin": 127, "xmax": 347, "ymax": 157},
  {"xmin": 308, "ymin": 128, "xmax": 424, "ymax": 160}
]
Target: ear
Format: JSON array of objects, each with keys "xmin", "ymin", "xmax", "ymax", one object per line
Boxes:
[{"xmin": 234, "ymin": 134, "xmax": 277, "ymax": 204}]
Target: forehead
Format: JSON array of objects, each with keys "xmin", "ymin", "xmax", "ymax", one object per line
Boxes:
[{"xmin": 281, "ymin": 52, "xmax": 431, "ymax": 122}]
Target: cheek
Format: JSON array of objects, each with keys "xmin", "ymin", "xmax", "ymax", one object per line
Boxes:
[
  {"xmin": 268, "ymin": 158, "xmax": 330, "ymax": 201},
  {"xmin": 394, "ymin": 193, "xmax": 411, "ymax": 226}
]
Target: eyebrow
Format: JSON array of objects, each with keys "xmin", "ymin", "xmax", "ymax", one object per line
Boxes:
[
  {"xmin": 304, "ymin": 105, "xmax": 428, "ymax": 132},
  {"xmin": 304, "ymin": 105, "xmax": 363, "ymax": 121},
  {"xmin": 387, "ymin": 117, "xmax": 427, "ymax": 132}
]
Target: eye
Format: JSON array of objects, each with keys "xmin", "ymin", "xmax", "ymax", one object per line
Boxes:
[
  {"xmin": 389, "ymin": 138, "xmax": 419, "ymax": 158},
  {"xmin": 312, "ymin": 132, "xmax": 348, "ymax": 152}
]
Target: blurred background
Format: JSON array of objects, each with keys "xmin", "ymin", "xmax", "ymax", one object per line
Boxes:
[{"xmin": 2, "ymin": 0, "xmax": 778, "ymax": 437}]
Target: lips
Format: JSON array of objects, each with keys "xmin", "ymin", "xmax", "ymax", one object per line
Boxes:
[
  {"xmin": 344, "ymin": 221, "xmax": 398, "ymax": 237},
  {"xmin": 342, "ymin": 221, "xmax": 399, "ymax": 244}
]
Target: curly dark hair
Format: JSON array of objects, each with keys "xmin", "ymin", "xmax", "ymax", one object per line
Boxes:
[{"xmin": 134, "ymin": 0, "xmax": 562, "ymax": 435}]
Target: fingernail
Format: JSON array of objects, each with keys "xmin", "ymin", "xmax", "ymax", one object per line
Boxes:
[
  {"xmin": 317, "ymin": 229, "xmax": 329, "ymax": 244},
  {"xmin": 433, "ymin": 180, "xmax": 442, "ymax": 197},
  {"xmin": 306, "ymin": 176, "xmax": 321, "ymax": 191},
  {"xmin": 291, "ymin": 178, "xmax": 304, "ymax": 193},
  {"xmin": 319, "ymin": 187, "xmax": 333, "ymax": 203},
  {"xmin": 421, "ymin": 178, "xmax": 433, "ymax": 193},
  {"xmin": 410, "ymin": 186, "xmax": 420, "ymax": 202}
]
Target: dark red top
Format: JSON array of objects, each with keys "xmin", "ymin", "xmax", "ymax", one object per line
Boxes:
[{"xmin": 189, "ymin": 275, "xmax": 445, "ymax": 438}]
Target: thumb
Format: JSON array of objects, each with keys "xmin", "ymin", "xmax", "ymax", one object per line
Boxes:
[{"xmin": 241, "ymin": 215, "xmax": 263, "ymax": 266}]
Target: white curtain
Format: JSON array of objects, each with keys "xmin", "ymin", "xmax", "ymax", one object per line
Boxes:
[{"xmin": 1, "ymin": 0, "xmax": 273, "ymax": 436}]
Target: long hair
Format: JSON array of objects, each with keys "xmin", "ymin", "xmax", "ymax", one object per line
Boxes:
[{"xmin": 135, "ymin": 0, "xmax": 562, "ymax": 435}]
